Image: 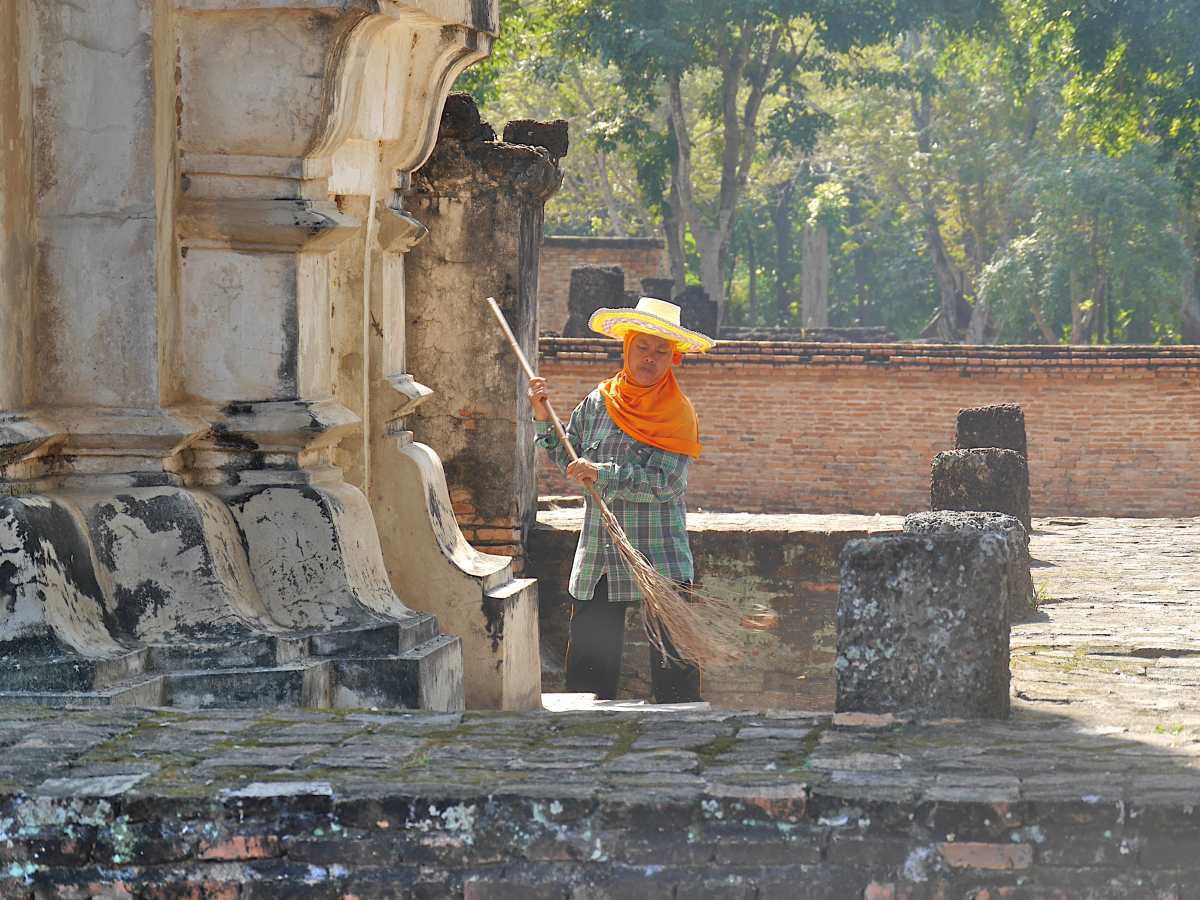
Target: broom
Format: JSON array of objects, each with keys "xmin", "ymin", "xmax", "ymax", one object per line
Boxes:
[{"xmin": 486, "ymin": 297, "xmax": 772, "ymax": 669}]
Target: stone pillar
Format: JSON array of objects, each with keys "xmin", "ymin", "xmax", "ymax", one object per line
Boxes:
[
  {"xmin": 675, "ymin": 285, "xmax": 719, "ymax": 338},
  {"xmin": 903, "ymin": 510, "xmax": 1036, "ymax": 623},
  {"xmin": 564, "ymin": 266, "xmax": 626, "ymax": 337},
  {"xmin": 956, "ymin": 404, "xmax": 1028, "ymax": 457},
  {"xmin": 0, "ymin": 0, "xmax": 503, "ymax": 711},
  {"xmin": 398, "ymin": 95, "xmax": 563, "ymax": 711},
  {"xmin": 931, "ymin": 448, "xmax": 1032, "ymax": 531},
  {"xmin": 837, "ymin": 533, "xmax": 1012, "ymax": 719},
  {"xmin": 641, "ymin": 278, "xmax": 676, "ymax": 301}
]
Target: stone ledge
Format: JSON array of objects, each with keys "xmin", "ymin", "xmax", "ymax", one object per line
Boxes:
[
  {"xmin": 0, "ymin": 704, "xmax": 1198, "ymax": 895},
  {"xmin": 540, "ymin": 337, "xmax": 1200, "ymax": 371}
]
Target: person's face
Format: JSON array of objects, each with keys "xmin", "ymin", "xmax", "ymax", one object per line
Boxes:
[{"xmin": 625, "ymin": 332, "xmax": 675, "ymax": 386}]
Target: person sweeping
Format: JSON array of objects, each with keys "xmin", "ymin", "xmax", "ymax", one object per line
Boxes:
[{"xmin": 527, "ymin": 297, "xmax": 715, "ymax": 704}]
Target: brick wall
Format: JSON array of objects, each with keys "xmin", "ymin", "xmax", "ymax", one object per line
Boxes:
[
  {"xmin": 537, "ymin": 339, "xmax": 1200, "ymax": 517},
  {"xmin": 538, "ymin": 236, "xmax": 667, "ymax": 336}
]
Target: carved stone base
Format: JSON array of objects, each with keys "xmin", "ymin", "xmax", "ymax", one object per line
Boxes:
[
  {"xmin": 0, "ymin": 487, "xmax": 464, "ymax": 712},
  {"xmin": 372, "ymin": 436, "xmax": 542, "ymax": 711}
]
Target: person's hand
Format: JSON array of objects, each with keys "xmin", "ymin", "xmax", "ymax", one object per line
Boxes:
[
  {"xmin": 566, "ymin": 458, "xmax": 600, "ymax": 486},
  {"xmin": 528, "ymin": 376, "xmax": 551, "ymax": 422}
]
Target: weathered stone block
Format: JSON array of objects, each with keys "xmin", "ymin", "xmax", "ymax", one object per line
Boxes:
[
  {"xmin": 641, "ymin": 277, "xmax": 675, "ymax": 301},
  {"xmin": 440, "ymin": 93, "xmax": 497, "ymax": 142},
  {"xmin": 674, "ymin": 284, "xmax": 718, "ymax": 337},
  {"xmin": 836, "ymin": 533, "xmax": 1011, "ymax": 719},
  {"xmin": 931, "ymin": 448, "xmax": 1031, "ymax": 531},
  {"xmin": 956, "ymin": 403, "xmax": 1028, "ymax": 456},
  {"xmin": 903, "ymin": 510, "xmax": 1035, "ymax": 622},
  {"xmin": 564, "ymin": 265, "xmax": 626, "ymax": 337},
  {"xmin": 502, "ymin": 119, "xmax": 569, "ymax": 162}
]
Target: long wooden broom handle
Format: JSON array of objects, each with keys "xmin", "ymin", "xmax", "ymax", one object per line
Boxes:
[{"xmin": 486, "ymin": 296, "xmax": 582, "ymax": 464}]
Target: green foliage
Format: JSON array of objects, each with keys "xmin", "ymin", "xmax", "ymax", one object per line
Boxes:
[
  {"xmin": 978, "ymin": 148, "xmax": 1187, "ymax": 343},
  {"xmin": 461, "ymin": 0, "xmax": 1195, "ymax": 342}
]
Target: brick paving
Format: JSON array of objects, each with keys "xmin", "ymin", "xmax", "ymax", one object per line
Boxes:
[{"xmin": 0, "ymin": 517, "xmax": 1197, "ymax": 897}]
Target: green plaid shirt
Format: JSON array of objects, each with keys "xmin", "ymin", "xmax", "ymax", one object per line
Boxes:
[{"xmin": 536, "ymin": 388, "xmax": 695, "ymax": 604}]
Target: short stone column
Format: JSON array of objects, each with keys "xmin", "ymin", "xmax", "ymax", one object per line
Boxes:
[
  {"xmin": 837, "ymin": 533, "xmax": 1012, "ymax": 719},
  {"xmin": 399, "ymin": 95, "xmax": 564, "ymax": 711},
  {"xmin": 903, "ymin": 510, "xmax": 1036, "ymax": 622},
  {"xmin": 675, "ymin": 285, "xmax": 719, "ymax": 337},
  {"xmin": 564, "ymin": 266, "xmax": 627, "ymax": 337},
  {"xmin": 931, "ymin": 448, "xmax": 1031, "ymax": 531},
  {"xmin": 956, "ymin": 404, "xmax": 1028, "ymax": 456},
  {"xmin": 641, "ymin": 277, "xmax": 675, "ymax": 301}
]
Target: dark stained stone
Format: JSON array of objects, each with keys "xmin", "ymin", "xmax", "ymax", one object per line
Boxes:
[
  {"xmin": 439, "ymin": 92, "xmax": 497, "ymax": 142},
  {"xmin": 640, "ymin": 277, "xmax": 675, "ymax": 301},
  {"xmin": 836, "ymin": 533, "xmax": 1012, "ymax": 719},
  {"xmin": 503, "ymin": 118, "xmax": 569, "ymax": 162},
  {"xmin": 674, "ymin": 284, "xmax": 718, "ymax": 337},
  {"xmin": 956, "ymin": 403, "xmax": 1028, "ymax": 457},
  {"xmin": 564, "ymin": 265, "xmax": 627, "ymax": 338},
  {"xmin": 903, "ymin": 510, "xmax": 1036, "ymax": 622},
  {"xmin": 931, "ymin": 447, "xmax": 1031, "ymax": 531}
]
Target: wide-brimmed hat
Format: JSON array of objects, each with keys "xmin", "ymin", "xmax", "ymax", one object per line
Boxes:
[{"xmin": 588, "ymin": 297, "xmax": 715, "ymax": 353}]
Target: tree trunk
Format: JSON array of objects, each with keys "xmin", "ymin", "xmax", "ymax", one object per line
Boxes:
[
  {"xmin": 800, "ymin": 222, "xmax": 829, "ymax": 328},
  {"xmin": 668, "ymin": 71, "xmax": 730, "ymax": 326},
  {"xmin": 1181, "ymin": 204, "xmax": 1200, "ymax": 343},
  {"xmin": 1070, "ymin": 267, "xmax": 1093, "ymax": 344},
  {"xmin": 848, "ymin": 186, "xmax": 871, "ymax": 325},
  {"xmin": 772, "ymin": 178, "xmax": 797, "ymax": 325},
  {"xmin": 662, "ymin": 122, "xmax": 689, "ymax": 293},
  {"xmin": 925, "ymin": 214, "xmax": 968, "ymax": 340},
  {"xmin": 746, "ymin": 223, "xmax": 758, "ymax": 324},
  {"xmin": 908, "ymin": 43, "xmax": 969, "ymax": 342}
]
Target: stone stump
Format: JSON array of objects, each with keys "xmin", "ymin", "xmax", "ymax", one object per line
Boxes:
[
  {"xmin": 641, "ymin": 277, "xmax": 675, "ymax": 301},
  {"xmin": 675, "ymin": 285, "xmax": 719, "ymax": 337},
  {"xmin": 956, "ymin": 404, "xmax": 1028, "ymax": 457},
  {"xmin": 903, "ymin": 510, "xmax": 1036, "ymax": 622},
  {"xmin": 837, "ymin": 533, "xmax": 1012, "ymax": 719},
  {"xmin": 564, "ymin": 266, "xmax": 626, "ymax": 337},
  {"xmin": 931, "ymin": 448, "xmax": 1031, "ymax": 531},
  {"xmin": 502, "ymin": 119, "xmax": 569, "ymax": 163}
]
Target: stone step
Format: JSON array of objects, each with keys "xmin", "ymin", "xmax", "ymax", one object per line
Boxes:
[
  {"xmin": 303, "ymin": 613, "xmax": 441, "ymax": 659},
  {"xmin": 0, "ymin": 648, "xmax": 149, "ymax": 693},
  {"xmin": 331, "ymin": 633, "xmax": 463, "ymax": 711},
  {"xmin": 0, "ymin": 617, "xmax": 457, "ymax": 711},
  {"xmin": 148, "ymin": 638, "xmax": 279, "ymax": 673},
  {"xmin": 164, "ymin": 664, "xmax": 330, "ymax": 710},
  {"xmin": 0, "ymin": 674, "xmax": 166, "ymax": 707}
]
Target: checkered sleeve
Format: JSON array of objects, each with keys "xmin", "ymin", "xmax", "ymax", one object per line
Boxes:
[
  {"xmin": 534, "ymin": 399, "xmax": 587, "ymax": 473},
  {"xmin": 596, "ymin": 446, "xmax": 689, "ymax": 504}
]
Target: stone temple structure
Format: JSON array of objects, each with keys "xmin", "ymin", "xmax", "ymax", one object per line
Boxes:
[{"xmin": 0, "ymin": 0, "xmax": 541, "ymax": 711}]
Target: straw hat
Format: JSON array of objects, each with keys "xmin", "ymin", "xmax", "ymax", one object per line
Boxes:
[{"xmin": 588, "ymin": 297, "xmax": 715, "ymax": 353}]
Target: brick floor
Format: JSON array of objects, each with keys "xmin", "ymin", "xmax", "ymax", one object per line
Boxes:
[{"xmin": 0, "ymin": 517, "xmax": 1196, "ymax": 896}]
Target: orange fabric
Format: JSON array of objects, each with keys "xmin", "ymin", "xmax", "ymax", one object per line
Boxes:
[{"xmin": 599, "ymin": 333, "xmax": 702, "ymax": 459}]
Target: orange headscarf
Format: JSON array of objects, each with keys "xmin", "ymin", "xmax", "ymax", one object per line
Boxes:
[{"xmin": 599, "ymin": 332, "xmax": 702, "ymax": 459}]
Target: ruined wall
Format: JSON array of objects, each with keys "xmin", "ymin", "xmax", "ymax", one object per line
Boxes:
[
  {"xmin": 0, "ymin": 0, "xmax": 33, "ymax": 410},
  {"xmin": 538, "ymin": 236, "xmax": 666, "ymax": 335},
  {"xmin": 538, "ymin": 340, "xmax": 1200, "ymax": 517},
  {"xmin": 405, "ymin": 100, "xmax": 563, "ymax": 571},
  {"xmin": 530, "ymin": 509, "xmax": 902, "ymax": 709}
]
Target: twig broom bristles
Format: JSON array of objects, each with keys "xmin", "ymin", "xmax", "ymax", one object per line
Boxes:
[{"xmin": 486, "ymin": 297, "xmax": 759, "ymax": 669}]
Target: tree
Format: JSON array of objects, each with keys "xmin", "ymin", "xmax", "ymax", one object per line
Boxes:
[
  {"xmin": 560, "ymin": 0, "xmax": 998, "ymax": 324},
  {"xmin": 1010, "ymin": 0, "xmax": 1200, "ymax": 339}
]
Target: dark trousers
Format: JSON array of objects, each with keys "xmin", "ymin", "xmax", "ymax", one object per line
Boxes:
[{"xmin": 564, "ymin": 576, "xmax": 702, "ymax": 704}]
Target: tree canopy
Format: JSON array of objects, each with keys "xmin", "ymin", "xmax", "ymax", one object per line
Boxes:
[{"xmin": 461, "ymin": 0, "xmax": 1199, "ymax": 344}]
